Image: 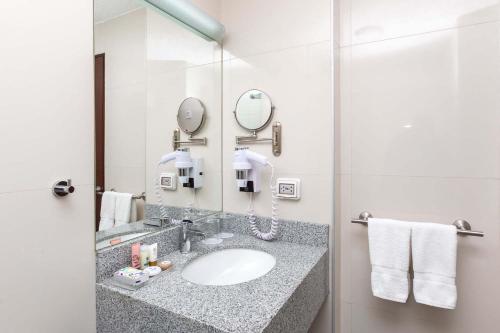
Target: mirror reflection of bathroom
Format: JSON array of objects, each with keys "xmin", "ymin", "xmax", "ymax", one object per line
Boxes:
[{"xmin": 93, "ymin": 0, "xmax": 222, "ymax": 250}]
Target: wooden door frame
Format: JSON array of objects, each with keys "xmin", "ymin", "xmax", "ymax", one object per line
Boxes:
[{"xmin": 94, "ymin": 53, "xmax": 105, "ymax": 231}]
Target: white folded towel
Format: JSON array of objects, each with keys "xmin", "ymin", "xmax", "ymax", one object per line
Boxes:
[
  {"xmin": 114, "ymin": 193, "xmax": 133, "ymax": 227},
  {"xmin": 99, "ymin": 191, "xmax": 116, "ymax": 231},
  {"xmin": 130, "ymin": 200, "xmax": 138, "ymax": 223},
  {"xmin": 368, "ymin": 218, "xmax": 412, "ymax": 303},
  {"xmin": 412, "ymin": 222, "xmax": 457, "ymax": 309}
]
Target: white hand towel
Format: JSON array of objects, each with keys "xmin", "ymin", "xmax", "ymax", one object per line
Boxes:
[
  {"xmin": 114, "ymin": 193, "xmax": 133, "ymax": 227},
  {"xmin": 412, "ymin": 222, "xmax": 457, "ymax": 309},
  {"xmin": 99, "ymin": 191, "xmax": 116, "ymax": 231},
  {"xmin": 130, "ymin": 201, "xmax": 138, "ymax": 223},
  {"xmin": 368, "ymin": 218, "xmax": 412, "ymax": 303}
]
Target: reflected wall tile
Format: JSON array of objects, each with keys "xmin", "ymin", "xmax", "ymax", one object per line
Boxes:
[
  {"xmin": 105, "ymin": 166, "xmax": 145, "ymax": 194},
  {"xmin": 105, "ymin": 83, "xmax": 146, "ymax": 169},
  {"xmin": 94, "ymin": 8, "xmax": 147, "ymax": 88},
  {"xmin": 146, "ymin": 61, "xmax": 222, "ymax": 212},
  {"xmin": 350, "ymin": 22, "xmax": 500, "ymax": 178},
  {"xmin": 146, "ymin": 8, "xmax": 221, "ymax": 75}
]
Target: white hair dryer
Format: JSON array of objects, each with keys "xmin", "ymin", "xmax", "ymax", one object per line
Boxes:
[
  {"xmin": 159, "ymin": 148, "xmax": 193, "ymax": 185},
  {"xmin": 233, "ymin": 147, "xmax": 280, "ymax": 241}
]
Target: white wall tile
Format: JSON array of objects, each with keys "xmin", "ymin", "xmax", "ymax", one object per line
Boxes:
[
  {"xmin": 105, "ymin": 83, "xmax": 146, "ymax": 169},
  {"xmin": 349, "ymin": 22, "xmax": 500, "ymax": 179},
  {"xmin": 341, "ymin": 0, "xmax": 500, "ymax": 45},
  {"xmin": 343, "ymin": 174, "xmax": 500, "ymax": 331},
  {"xmin": 221, "ymin": 42, "xmax": 333, "ymax": 226},
  {"xmin": 221, "ymin": 0, "xmax": 331, "ymax": 59},
  {"xmin": 337, "ymin": 47, "xmax": 352, "ymax": 175},
  {"xmin": 338, "ymin": 2, "xmax": 500, "ymax": 332},
  {"xmin": 95, "ymin": 9, "xmax": 148, "ymax": 221},
  {"xmin": 222, "ymin": 42, "xmax": 333, "ymax": 174}
]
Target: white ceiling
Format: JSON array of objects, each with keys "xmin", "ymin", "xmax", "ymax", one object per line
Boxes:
[{"xmin": 94, "ymin": 0, "xmax": 145, "ymax": 24}]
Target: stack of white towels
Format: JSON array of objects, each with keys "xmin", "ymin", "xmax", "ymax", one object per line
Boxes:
[
  {"xmin": 368, "ymin": 218, "xmax": 458, "ymax": 309},
  {"xmin": 98, "ymin": 191, "xmax": 137, "ymax": 231}
]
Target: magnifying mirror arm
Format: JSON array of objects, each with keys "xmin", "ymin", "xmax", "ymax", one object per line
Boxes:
[
  {"xmin": 235, "ymin": 122, "xmax": 282, "ymax": 156},
  {"xmin": 173, "ymin": 128, "xmax": 207, "ymax": 151}
]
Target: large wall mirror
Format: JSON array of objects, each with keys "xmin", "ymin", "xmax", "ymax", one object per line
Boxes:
[{"xmin": 94, "ymin": 0, "xmax": 222, "ymax": 250}]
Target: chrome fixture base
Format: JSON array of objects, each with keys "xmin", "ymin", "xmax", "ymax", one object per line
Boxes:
[
  {"xmin": 96, "ymin": 187, "xmax": 146, "ymax": 201},
  {"xmin": 173, "ymin": 128, "xmax": 207, "ymax": 151},
  {"xmin": 144, "ymin": 217, "xmax": 170, "ymax": 227},
  {"xmin": 236, "ymin": 121, "xmax": 282, "ymax": 156},
  {"xmin": 52, "ymin": 179, "xmax": 75, "ymax": 197}
]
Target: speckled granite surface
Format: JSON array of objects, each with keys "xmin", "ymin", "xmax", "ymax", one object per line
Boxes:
[
  {"xmin": 96, "ymin": 225, "xmax": 180, "ymax": 283},
  {"xmin": 145, "ymin": 203, "xmax": 218, "ymax": 221},
  {"xmin": 97, "ymin": 234, "xmax": 328, "ymax": 333},
  {"xmin": 96, "ymin": 221, "xmax": 160, "ymax": 244},
  {"xmin": 220, "ymin": 212, "xmax": 329, "ymax": 247}
]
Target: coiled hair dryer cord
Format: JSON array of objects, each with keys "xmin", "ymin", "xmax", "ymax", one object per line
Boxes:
[{"xmin": 247, "ymin": 162, "xmax": 279, "ymax": 240}]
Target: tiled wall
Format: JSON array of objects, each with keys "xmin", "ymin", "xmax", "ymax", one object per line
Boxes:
[
  {"xmin": 0, "ymin": 0, "xmax": 96, "ymax": 331},
  {"xmin": 336, "ymin": 1, "xmax": 500, "ymax": 332},
  {"xmin": 219, "ymin": 0, "xmax": 334, "ymax": 332},
  {"xmin": 94, "ymin": 9, "xmax": 147, "ymax": 218}
]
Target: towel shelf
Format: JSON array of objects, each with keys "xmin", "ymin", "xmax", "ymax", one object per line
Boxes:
[
  {"xmin": 351, "ymin": 211, "xmax": 484, "ymax": 237},
  {"xmin": 96, "ymin": 187, "xmax": 146, "ymax": 201}
]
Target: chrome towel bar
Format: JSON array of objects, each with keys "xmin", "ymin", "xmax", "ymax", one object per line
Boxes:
[
  {"xmin": 351, "ymin": 211, "xmax": 484, "ymax": 237},
  {"xmin": 96, "ymin": 187, "xmax": 146, "ymax": 201}
]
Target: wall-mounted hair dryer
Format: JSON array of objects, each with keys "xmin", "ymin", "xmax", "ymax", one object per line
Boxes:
[
  {"xmin": 159, "ymin": 148, "xmax": 203, "ymax": 189},
  {"xmin": 233, "ymin": 147, "xmax": 280, "ymax": 241},
  {"xmin": 233, "ymin": 147, "xmax": 268, "ymax": 192}
]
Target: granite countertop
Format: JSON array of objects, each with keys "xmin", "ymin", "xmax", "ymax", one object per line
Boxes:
[
  {"xmin": 98, "ymin": 233, "xmax": 328, "ymax": 333},
  {"xmin": 96, "ymin": 220, "xmax": 160, "ymax": 243}
]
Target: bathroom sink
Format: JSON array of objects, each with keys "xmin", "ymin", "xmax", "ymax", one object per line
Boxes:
[{"xmin": 181, "ymin": 248, "xmax": 276, "ymax": 286}]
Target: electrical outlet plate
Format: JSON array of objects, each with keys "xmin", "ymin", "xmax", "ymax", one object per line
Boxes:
[
  {"xmin": 160, "ymin": 173, "xmax": 177, "ymax": 190},
  {"xmin": 276, "ymin": 178, "xmax": 300, "ymax": 200}
]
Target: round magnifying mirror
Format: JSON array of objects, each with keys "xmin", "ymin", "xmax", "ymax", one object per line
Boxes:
[
  {"xmin": 234, "ymin": 89, "xmax": 273, "ymax": 132},
  {"xmin": 177, "ymin": 97, "xmax": 206, "ymax": 135}
]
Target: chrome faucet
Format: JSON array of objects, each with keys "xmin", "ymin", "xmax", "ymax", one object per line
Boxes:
[{"xmin": 179, "ymin": 219, "xmax": 206, "ymax": 254}]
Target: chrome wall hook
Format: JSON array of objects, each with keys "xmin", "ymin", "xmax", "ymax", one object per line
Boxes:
[{"xmin": 52, "ymin": 179, "xmax": 75, "ymax": 197}]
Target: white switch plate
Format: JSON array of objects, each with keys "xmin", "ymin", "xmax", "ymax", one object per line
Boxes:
[
  {"xmin": 276, "ymin": 178, "xmax": 300, "ymax": 200},
  {"xmin": 160, "ymin": 173, "xmax": 177, "ymax": 190}
]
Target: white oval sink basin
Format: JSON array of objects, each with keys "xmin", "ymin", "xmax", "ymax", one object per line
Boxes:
[{"xmin": 181, "ymin": 249, "xmax": 276, "ymax": 286}]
